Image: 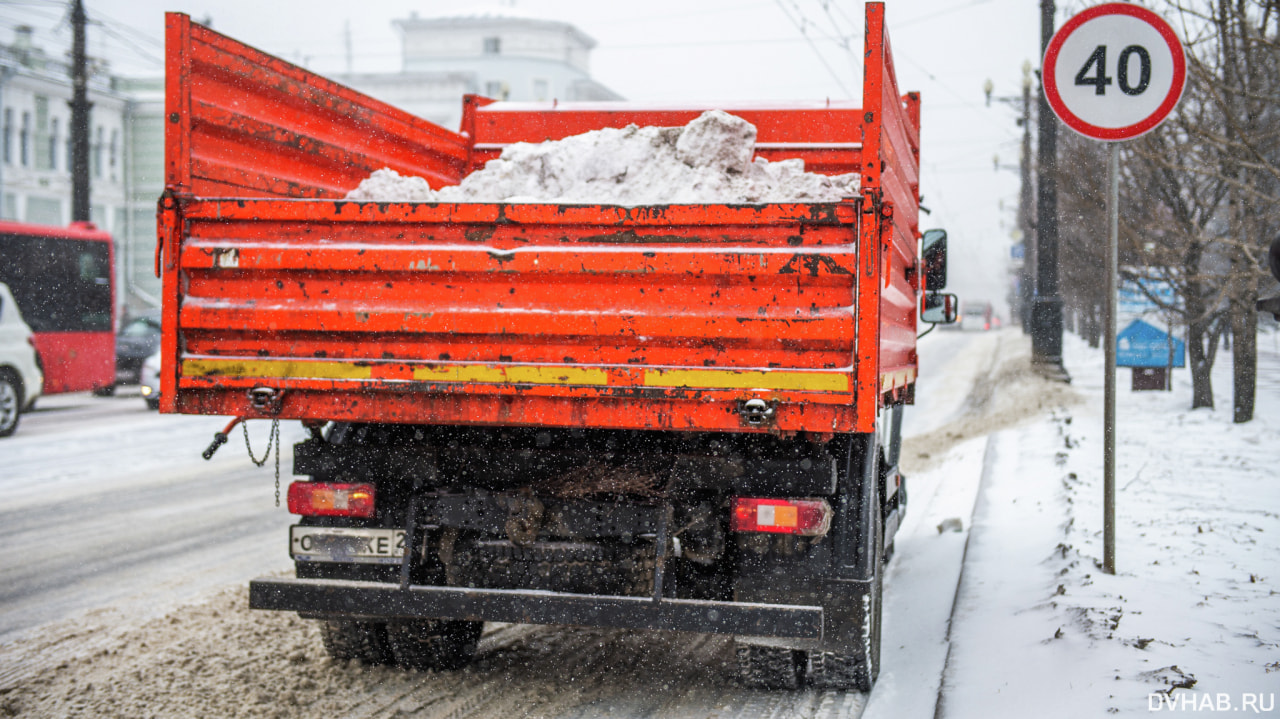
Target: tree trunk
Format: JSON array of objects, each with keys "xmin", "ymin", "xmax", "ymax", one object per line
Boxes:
[
  {"xmin": 1086, "ymin": 303, "xmax": 1102, "ymax": 348},
  {"xmin": 1231, "ymin": 285, "xmax": 1257, "ymax": 423},
  {"xmin": 1187, "ymin": 313, "xmax": 1219, "ymax": 410}
]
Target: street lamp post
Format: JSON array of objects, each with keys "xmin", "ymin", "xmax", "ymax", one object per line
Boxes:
[
  {"xmin": 70, "ymin": 0, "xmax": 92, "ymax": 223},
  {"xmin": 1033, "ymin": 0, "xmax": 1068, "ymax": 379},
  {"xmin": 984, "ymin": 62, "xmax": 1035, "ymax": 332}
]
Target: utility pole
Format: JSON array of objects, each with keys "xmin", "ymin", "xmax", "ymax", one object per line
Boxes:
[
  {"xmin": 1033, "ymin": 0, "xmax": 1066, "ymax": 377},
  {"xmin": 1018, "ymin": 62, "xmax": 1035, "ymax": 333},
  {"xmin": 984, "ymin": 62, "xmax": 1036, "ymax": 332},
  {"xmin": 70, "ymin": 0, "xmax": 92, "ymax": 222}
]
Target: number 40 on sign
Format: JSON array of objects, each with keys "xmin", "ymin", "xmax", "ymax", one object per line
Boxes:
[{"xmin": 1044, "ymin": 3, "xmax": 1186, "ymax": 141}]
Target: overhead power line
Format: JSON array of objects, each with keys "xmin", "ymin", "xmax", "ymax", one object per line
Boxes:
[
  {"xmin": 771, "ymin": 0, "xmax": 854, "ymax": 98},
  {"xmin": 810, "ymin": 0, "xmax": 863, "ymax": 83}
]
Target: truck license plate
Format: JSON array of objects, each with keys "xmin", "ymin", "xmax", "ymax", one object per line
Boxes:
[{"xmin": 289, "ymin": 526, "xmax": 405, "ymax": 564}]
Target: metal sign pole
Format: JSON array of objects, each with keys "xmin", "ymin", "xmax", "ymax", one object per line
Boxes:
[
  {"xmin": 1045, "ymin": 2, "xmax": 1186, "ymax": 579},
  {"xmin": 1103, "ymin": 142, "xmax": 1118, "ymax": 575}
]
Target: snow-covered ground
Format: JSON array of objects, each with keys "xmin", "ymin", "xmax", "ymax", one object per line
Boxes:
[
  {"xmin": 1, "ymin": 328, "xmax": 1275, "ymax": 717},
  {"xmin": 934, "ymin": 330, "xmax": 1280, "ymax": 718}
]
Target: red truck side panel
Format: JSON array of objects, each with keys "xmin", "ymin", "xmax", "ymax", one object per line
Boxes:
[
  {"xmin": 159, "ymin": 2, "xmax": 922, "ymax": 438},
  {"xmin": 464, "ymin": 102, "xmax": 866, "ymax": 178},
  {"xmin": 861, "ymin": 3, "xmax": 922, "ymax": 418},
  {"xmin": 163, "ymin": 13, "xmax": 468, "ymax": 199},
  {"xmin": 167, "ymin": 200, "xmax": 860, "ymax": 434}
]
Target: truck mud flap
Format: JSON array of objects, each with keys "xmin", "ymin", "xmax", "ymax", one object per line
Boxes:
[{"xmin": 249, "ymin": 577, "xmax": 823, "ymax": 640}]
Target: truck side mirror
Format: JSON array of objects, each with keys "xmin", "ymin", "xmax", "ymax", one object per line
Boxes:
[
  {"xmin": 922, "ymin": 229, "xmax": 947, "ymax": 291},
  {"xmin": 921, "ymin": 292, "xmax": 958, "ymax": 324}
]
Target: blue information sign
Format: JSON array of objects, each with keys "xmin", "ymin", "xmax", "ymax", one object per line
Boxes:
[{"xmin": 1116, "ymin": 319, "xmax": 1185, "ymax": 368}]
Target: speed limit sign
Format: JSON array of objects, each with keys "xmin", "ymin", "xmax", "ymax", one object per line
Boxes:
[
  {"xmin": 1044, "ymin": 3, "xmax": 1186, "ymax": 140},
  {"xmin": 1045, "ymin": 4, "xmax": 1188, "ymax": 577}
]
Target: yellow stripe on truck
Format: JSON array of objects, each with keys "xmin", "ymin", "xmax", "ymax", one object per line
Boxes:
[
  {"xmin": 182, "ymin": 358, "xmax": 373, "ymax": 380},
  {"xmin": 643, "ymin": 368, "xmax": 848, "ymax": 392},
  {"xmin": 182, "ymin": 358, "xmax": 849, "ymax": 393},
  {"xmin": 412, "ymin": 365, "xmax": 609, "ymax": 385}
]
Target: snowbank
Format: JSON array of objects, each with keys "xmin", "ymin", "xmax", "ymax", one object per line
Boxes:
[{"xmin": 345, "ymin": 110, "xmax": 861, "ymax": 205}]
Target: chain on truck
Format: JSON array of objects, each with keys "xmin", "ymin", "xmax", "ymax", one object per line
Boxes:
[{"xmin": 158, "ymin": 1, "xmax": 959, "ymax": 692}]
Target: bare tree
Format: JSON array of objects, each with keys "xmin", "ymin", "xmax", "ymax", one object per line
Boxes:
[
  {"xmin": 1057, "ymin": 131, "xmax": 1109, "ymax": 349},
  {"xmin": 1056, "ymin": 1, "xmax": 1280, "ymax": 416},
  {"xmin": 1160, "ymin": 0, "xmax": 1280, "ymax": 422},
  {"xmin": 1121, "ymin": 85, "xmax": 1232, "ymax": 408}
]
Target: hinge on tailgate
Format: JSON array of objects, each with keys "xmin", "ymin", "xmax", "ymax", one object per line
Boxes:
[
  {"xmin": 248, "ymin": 386, "xmax": 285, "ymax": 415},
  {"xmin": 861, "ymin": 188, "xmax": 879, "ymax": 215},
  {"xmin": 738, "ymin": 399, "xmax": 777, "ymax": 427}
]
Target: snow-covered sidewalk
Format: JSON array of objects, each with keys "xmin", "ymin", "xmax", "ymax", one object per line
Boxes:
[{"xmin": 939, "ymin": 331, "xmax": 1280, "ymax": 717}]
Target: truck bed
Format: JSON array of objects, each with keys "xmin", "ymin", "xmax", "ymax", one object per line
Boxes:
[{"xmin": 159, "ymin": 5, "xmax": 920, "ymax": 436}]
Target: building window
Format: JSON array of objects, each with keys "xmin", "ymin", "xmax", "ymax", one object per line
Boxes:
[
  {"xmin": 20, "ymin": 112, "xmax": 29, "ymax": 167},
  {"xmin": 109, "ymin": 129, "xmax": 118, "ymax": 181},
  {"xmin": 3, "ymin": 109, "xmax": 11, "ymax": 165},
  {"xmin": 49, "ymin": 118, "xmax": 59, "ymax": 172},
  {"xmin": 533, "ymin": 79, "xmax": 549, "ymax": 102},
  {"xmin": 483, "ymin": 37, "xmax": 500, "ymax": 54},
  {"xmin": 93, "ymin": 126, "xmax": 103, "ymax": 178},
  {"xmin": 26, "ymin": 196, "xmax": 62, "ymax": 226},
  {"xmin": 34, "ymin": 96, "xmax": 51, "ymax": 170},
  {"xmin": 484, "ymin": 81, "xmax": 509, "ymax": 100}
]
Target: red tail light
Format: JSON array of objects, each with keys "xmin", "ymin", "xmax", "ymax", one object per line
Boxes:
[
  {"xmin": 287, "ymin": 482, "xmax": 375, "ymax": 518},
  {"xmin": 731, "ymin": 498, "xmax": 832, "ymax": 536}
]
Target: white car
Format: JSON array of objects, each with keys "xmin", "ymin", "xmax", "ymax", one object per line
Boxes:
[
  {"xmin": 140, "ymin": 348, "xmax": 162, "ymax": 410},
  {"xmin": 0, "ymin": 282, "xmax": 45, "ymax": 436}
]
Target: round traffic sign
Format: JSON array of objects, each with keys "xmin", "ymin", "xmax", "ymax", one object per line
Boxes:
[{"xmin": 1044, "ymin": 3, "xmax": 1186, "ymax": 141}]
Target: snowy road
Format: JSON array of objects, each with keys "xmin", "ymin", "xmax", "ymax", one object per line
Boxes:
[
  {"xmin": 0, "ymin": 329, "xmax": 1028, "ymax": 717},
  {"xmin": 0, "ymin": 392, "xmax": 302, "ymax": 646}
]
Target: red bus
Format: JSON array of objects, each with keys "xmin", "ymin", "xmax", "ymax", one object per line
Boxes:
[{"xmin": 0, "ymin": 220, "xmax": 115, "ymax": 394}]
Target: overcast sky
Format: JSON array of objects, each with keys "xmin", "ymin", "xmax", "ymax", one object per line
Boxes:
[{"xmin": 0, "ymin": 0, "xmax": 1094, "ymax": 316}]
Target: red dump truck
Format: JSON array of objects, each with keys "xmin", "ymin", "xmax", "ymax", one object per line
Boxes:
[{"xmin": 159, "ymin": 2, "xmax": 955, "ymax": 691}]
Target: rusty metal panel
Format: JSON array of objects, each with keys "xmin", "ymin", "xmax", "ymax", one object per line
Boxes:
[
  {"xmin": 464, "ymin": 103, "xmax": 865, "ymax": 178},
  {"xmin": 860, "ymin": 2, "xmax": 922, "ymax": 417},
  {"xmin": 164, "ymin": 13, "xmax": 468, "ymax": 199},
  {"xmin": 161, "ymin": 2, "xmax": 926, "ymax": 438},
  {"xmin": 170, "ymin": 199, "xmax": 860, "ymax": 434}
]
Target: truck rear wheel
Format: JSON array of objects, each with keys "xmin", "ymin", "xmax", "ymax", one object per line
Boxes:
[
  {"xmin": 805, "ymin": 578, "xmax": 883, "ymax": 691},
  {"xmin": 735, "ymin": 645, "xmax": 804, "ymax": 690},
  {"xmin": 386, "ymin": 619, "xmax": 483, "ymax": 671},
  {"xmin": 807, "ymin": 483, "xmax": 883, "ymax": 692},
  {"xmin": 319, "ymin": 620, "xmax": 393, "ymax": 665}
]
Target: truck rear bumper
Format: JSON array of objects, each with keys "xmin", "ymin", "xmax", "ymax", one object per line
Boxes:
[{"xmin": 249, "ymin": 576, "xmax": 824, "ymax": 640}]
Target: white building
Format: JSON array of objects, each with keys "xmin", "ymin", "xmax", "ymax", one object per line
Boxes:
[
  {"xmin": 0, "ymin": 26, "xmax": 136, "ymax": 317},
  {"xmin": 1, "ymin": 9, "xmax": 619, "ymax": 316},
  {"xmin": 338, "ymin": 8, "xmax": 621, "ymax": 131}
]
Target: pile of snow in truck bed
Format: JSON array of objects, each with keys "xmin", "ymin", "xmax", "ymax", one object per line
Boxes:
[{"xmin": 344, "ymin": 110, "xmax": 860, "ymax": 205}]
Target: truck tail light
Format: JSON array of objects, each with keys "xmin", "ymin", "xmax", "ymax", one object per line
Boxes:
[
  {"xmin": 731, "ymin": 498, "xmax": 832, "ymax": 537},
  {"xmin": 287, "ymin": 482, "xmax": 375, "ymax": 518}
]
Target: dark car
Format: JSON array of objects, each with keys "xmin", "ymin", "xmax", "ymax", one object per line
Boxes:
[{"xmin": 97, "ymin": 311, "xmax": 161, "ymax": 395}]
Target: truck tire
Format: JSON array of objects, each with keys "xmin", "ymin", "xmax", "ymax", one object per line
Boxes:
[
  {"xmin": 0, "ymin": 373, "xmax": 21, "ymax": 438},
  {"xmin": 735, "ymin": 645, "xmax": 804, "ymax": 690},
  {"xmin": 319, "ymin": 620, "xmax": 394, "ymax": 665},
  {"xmin": 386, "ymin": 619, "xmax": 483, "ymax": 671},
  {"xmin": 807, "ymin": 485, "xmax": 883, "ymax": 692}
]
